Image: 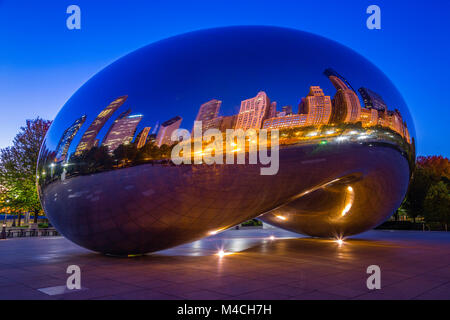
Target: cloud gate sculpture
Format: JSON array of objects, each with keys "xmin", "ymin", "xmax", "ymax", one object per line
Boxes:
[{"xmin": 37, "ymin": 26, "xmax": 415, "ymax": 255}]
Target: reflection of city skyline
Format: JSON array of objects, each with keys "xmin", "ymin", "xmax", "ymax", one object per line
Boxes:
[
  {"xmin": 54, "ymin": 67, "xmax": 411, "ymax": 163},
  {"xmin": 74, "ymin": 95, "xmax": 128, "ymax": 156},
  {"xmin": 102, "ymin": 109, "xmax": 143, "ymax": 153},
  {"xmin": 192, "ymin": 68, "xmax": 411, "ymax": 143},
  {"xmin": 54, "ymin": 115, "xmax": 86, "ymax": 162}
]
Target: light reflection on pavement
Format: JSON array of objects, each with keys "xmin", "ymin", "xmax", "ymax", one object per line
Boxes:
[{"xmin": 158, "ymin": 227, "xmax": 302, "ymax": 256}]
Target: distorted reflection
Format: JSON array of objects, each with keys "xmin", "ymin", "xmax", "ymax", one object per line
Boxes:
[
  {"xmin": 38, "ymin": 67, "xmax": 413, "ymax": 182},
  {"xmin": 37, "ymin": 26, "xmax": 415, "ymax": 255}
]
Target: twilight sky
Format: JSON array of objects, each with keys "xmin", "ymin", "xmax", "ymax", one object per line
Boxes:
[{"xmin": 1, "ymin": 0, "xmax": 449, "ymax": 156}]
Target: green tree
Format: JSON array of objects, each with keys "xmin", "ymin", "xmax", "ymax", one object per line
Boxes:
[
  {"xmin": 0, "ymin": 118, "xmax": 51, "ymax": 225},
  {"xmin": 404, "ymin": 167, "xmax": 434, "ymax": 222},
  {"xmin": 424, "ymin": 181, "xmax": 450, "ymax": 231}
]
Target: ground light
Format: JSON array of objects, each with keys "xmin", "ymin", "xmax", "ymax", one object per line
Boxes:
[
  {"xmin": 208, "ymin": 227, "xmax": 226, "ymax": 236},
  {"xmin": 216, "ymin": 249, "xmax": 232, "ymax": 258}
]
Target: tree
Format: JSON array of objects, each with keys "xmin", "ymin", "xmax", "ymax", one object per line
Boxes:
[
  {"xmin": 0, "ymin": 118, "xmax": 51, "ymax": 225},
  {"xmin": 404, "ymin": 156, "xmax": 449, "ymax": 224},
  {"xmin": 404, "ymin": 167, "xmax": 434, "ymax": 222},
  {"xmin": 417, "ymin": 156, "xmax": 450, "ymax": 180},
  {"xmin": 424, "ymin": 181, "xmax": 450, "ymax": 231},
  {"xmin": 113, "ymin": 143, "xmax": 137, "ymax": 165}
]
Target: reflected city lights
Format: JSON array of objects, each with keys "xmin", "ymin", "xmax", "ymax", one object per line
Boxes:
[{"xmin": 335, "ymin": 136, "xmax": 349, "ymax": 142}]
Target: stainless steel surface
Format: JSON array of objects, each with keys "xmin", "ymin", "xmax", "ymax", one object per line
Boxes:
[{"xmin": 37, "ymin": 26, "xmax": 415, "ymax": 254}]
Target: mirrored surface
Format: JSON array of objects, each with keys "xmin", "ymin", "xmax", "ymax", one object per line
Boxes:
[{"xmin": 37, "ymin": 26, "xmax": 415, "ymax": 254}]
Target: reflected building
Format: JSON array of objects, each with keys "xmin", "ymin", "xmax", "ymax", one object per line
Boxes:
[
  {"xmin": 156, "ymin": 116, "xmax": 182, "ymax": 146},
  {"xmin": 386, "ymin": 109, "xmax": 404, "ymax": 135},
  {"xmin": 358, "ymin": 87, "xmax": 387, "ymax": 112},
  {"xmin": 360, "ymin": 108, "xmax": 378, "ymax": 127},
  {"xmin": 282, "ymin": 105, "xmax": 293, "ymax": 115},
  {"xmin": 147, "ymin": 133, "xmax": 157, "ymax": 144},
  {"xmin": 74, "ymin": 96, "xmax": 127, "ymax": 155},
  {"xmin": 324, "ymin": 68, "xmax": 356, "ymax": 92},
  {"xmin": 263, "ymin": 114, "xmax": 307, "ymax": 130},
  {"xmin": 235, "ymin": 91, "xmax": 271, "ymax": 130},
  {"xmin": 298, "ymin": 86, "xmax": 332, "ymax": 125},
  {"xmin": 268, "ymin": 101, "xmax": 277, "ymax": 118},
  {"xmin": 325, "ymin": 69, "xmax": 361, "ymax": 123},
  {"xmin": 55, "ymin": 115, "xmax": 86, "ymax": 162},
  {"xmin": 152, "ymin": 121, "xmax": 159, "ymax": 134},
  {"xmin": 103, "ymin": 110, "xmax": 143, "ymax": 153},
  {"xmin": 136, "ymin": 127, "xmax": 152, "ymax": 149},
  {"xmin": 219, "ymin": 115, "xmax": 237, "ymax": 131},
  {"xmin": 194, "ymin": 99, "xmax": 222, "ymax": 132},
  {"xmin": 196, "ymin": 99, "xmax": 221, "ymax": 122}
]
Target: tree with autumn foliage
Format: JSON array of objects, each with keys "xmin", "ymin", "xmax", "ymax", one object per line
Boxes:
[
  {"xmin": 417, "ymin": 156, "xmax": 450, "ymax": 180},
  {"xmin": 403, "ymin": 155, "xmax": 450, "ymax": 227},
  {"xmin": 0, "ymin": 118, "xmax": 51, "ymax": 226}
]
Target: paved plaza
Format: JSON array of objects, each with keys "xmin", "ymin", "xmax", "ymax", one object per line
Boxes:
[{"xmin": 0, "ymin": 228, "xmax": 449, "ymax": 300}]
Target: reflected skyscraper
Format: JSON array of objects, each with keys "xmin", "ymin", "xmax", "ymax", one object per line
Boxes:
[
  {"xmin": 268, "ymin": 101, "xmax": 277, "ymax": 118},
  {"xmin": 325, "ymin": 69, "xmax": 361, "ymax": 123},
  {"xmin": 387, "ymin": 109, "xmax": 404, "ymax": 135},
  {"xmin": 358, "ymin": 87, "xmax": 388, "ymax": 112},
  {"xmin": 360, "ymin": 107, "xmax": 378, "ymax": 126},
  {"xmin": 156, "ymin": 116, "xmax": 182, "ymax": 146},
  {"xmin": 299, "ymin": 86, "xmax": 332, "ymax": 125},
  {"xmin": 103, "ymin": 110, "xmax": 143, "ymax": 153},
  {"xmin": 235, "ymin": 91, "xmax": 271, "ymax": 130},
  {"xmin": 194, "ymin": 99, "xmax": 222, "ymax": 133},
  {"xmin": 282, "ymin": 105, "xmax": 293, "ymax": 115},
  {"xmin": 152, "ymin": 121, "xmax": 159, "ymax": 134},
  {"xmin": 196, "ymin": 99, "xmax": 221, "ymax": 122},
  {"xmin": 136, "ymin": 127, "xmax": 152, "ymax": 149},
  {"xmin": 324, "ymin": 68, "xmax": 356, "ymax": 92},
  {"xmin": 74, "ymin": 96, "xmax": 127, "ymax": 155},
  {"xmin": 55, "ymin": 115, "xmax": 86, "ymax": 162}
]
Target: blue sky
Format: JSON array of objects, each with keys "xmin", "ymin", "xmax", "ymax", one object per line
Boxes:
[{"xmin": 1, "ymin": 0, "xmax": 449, "ymax": 156}]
